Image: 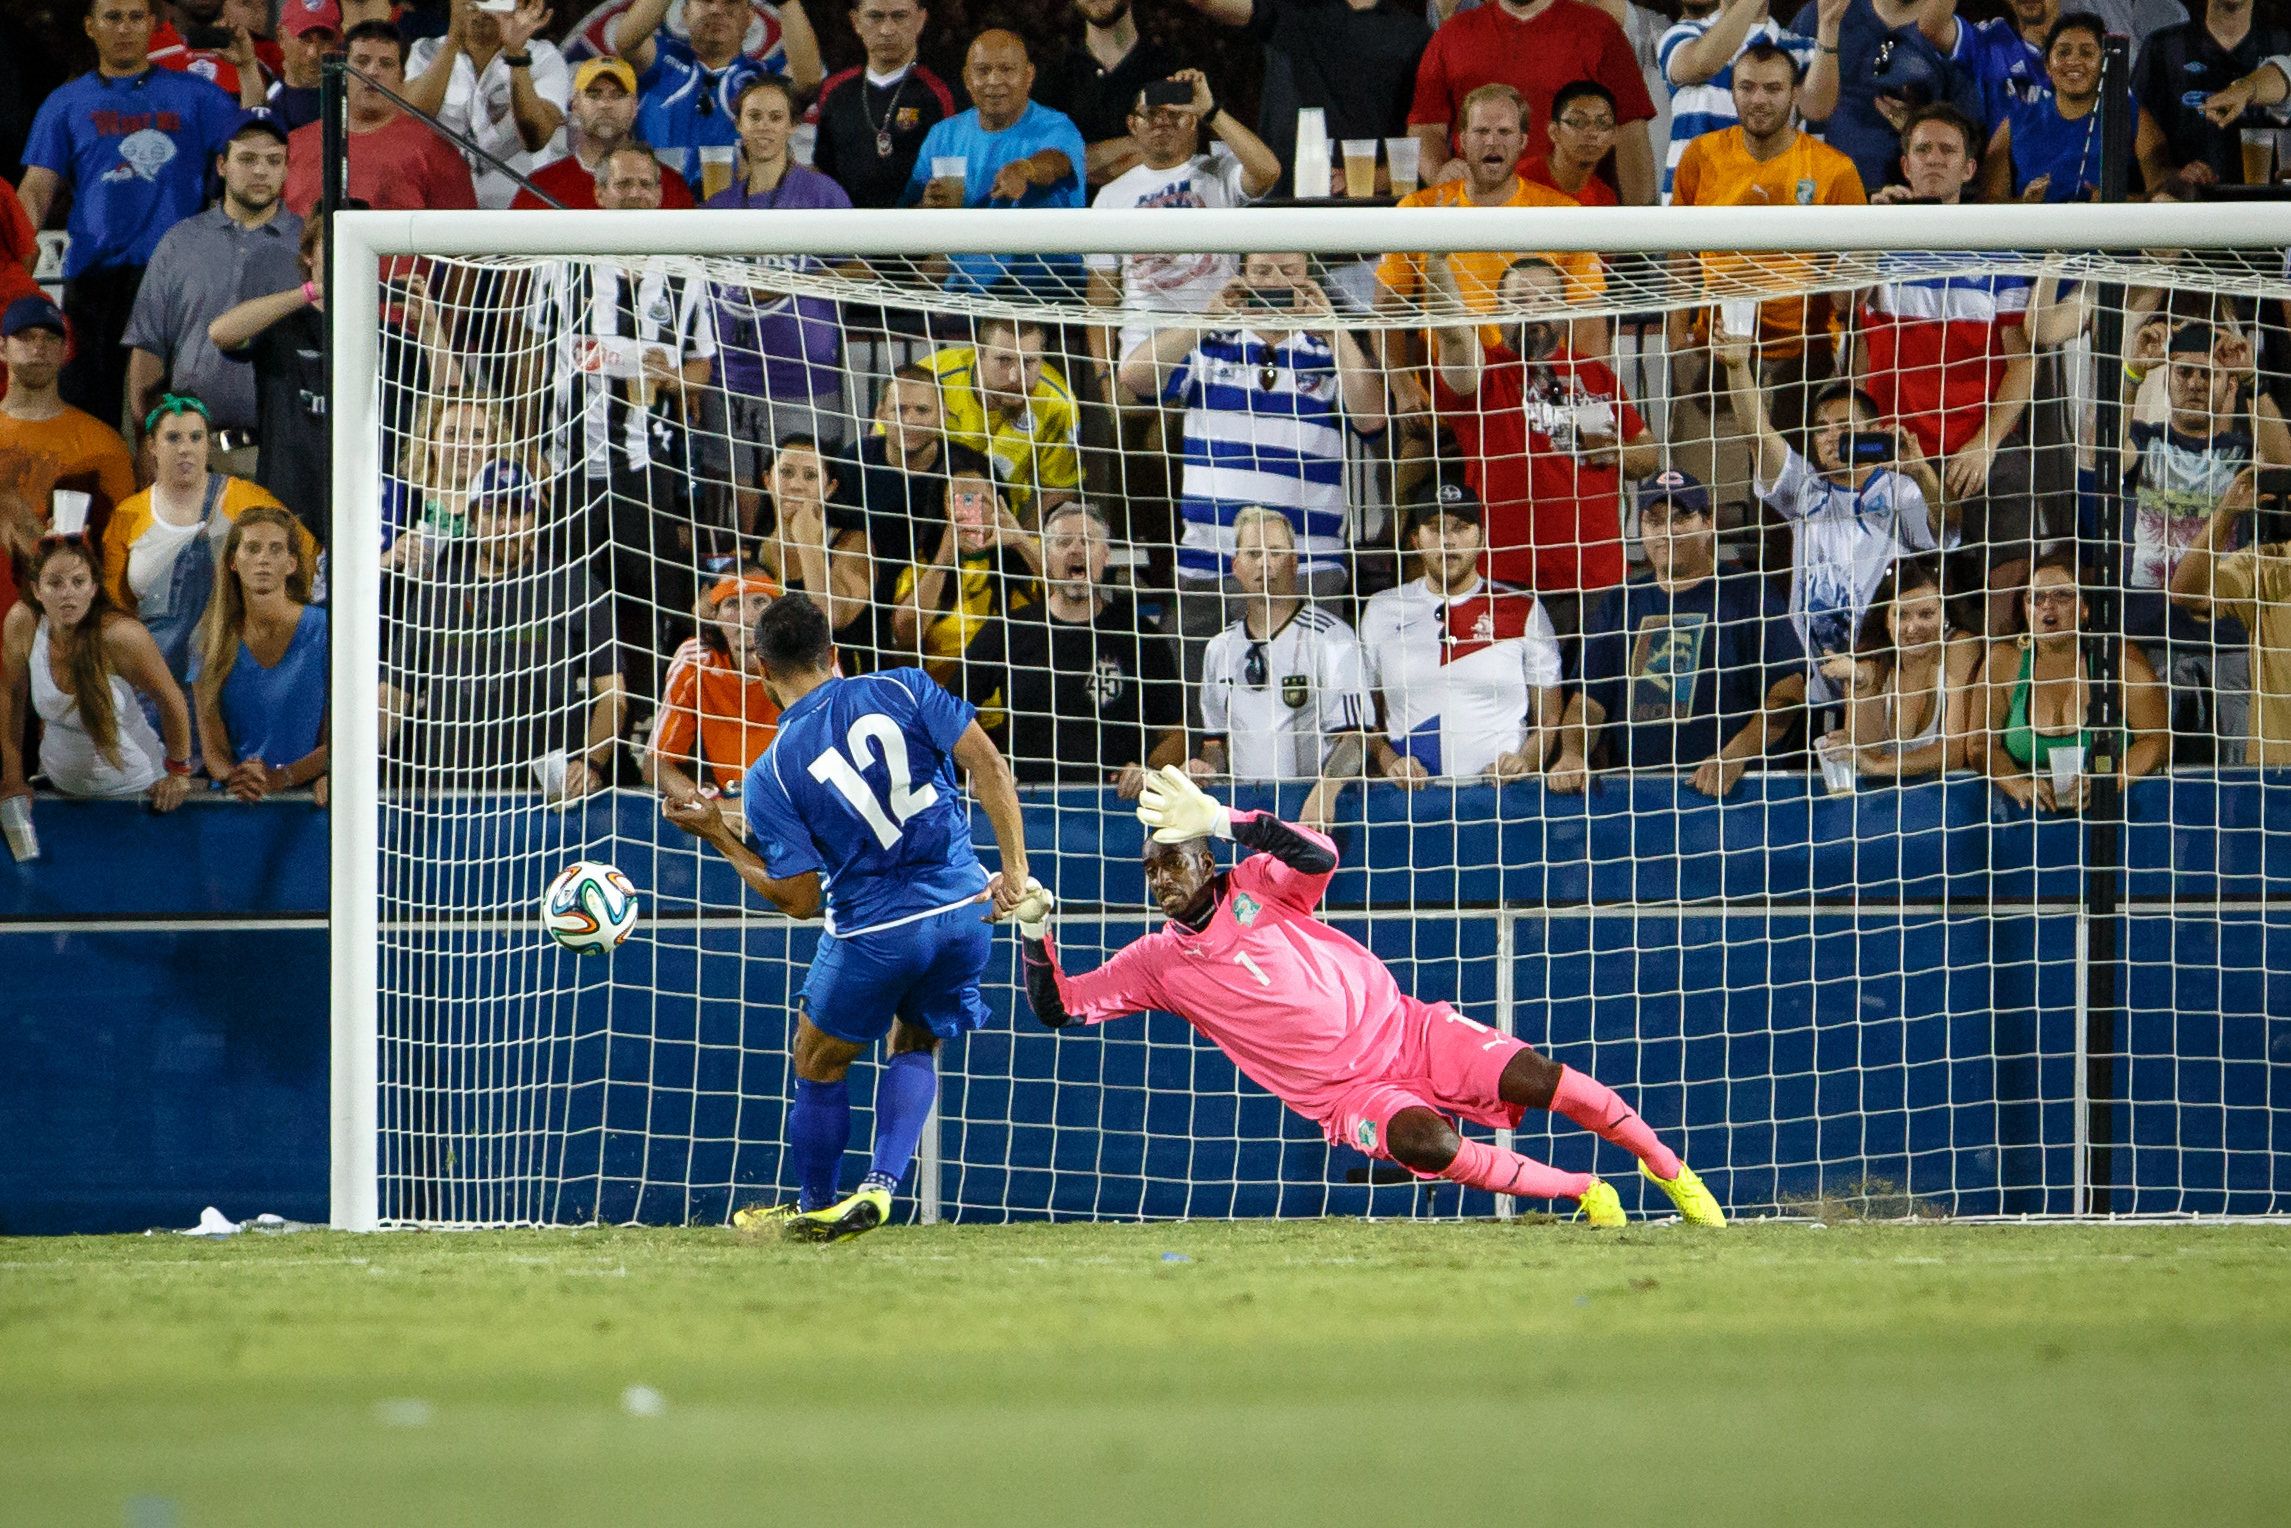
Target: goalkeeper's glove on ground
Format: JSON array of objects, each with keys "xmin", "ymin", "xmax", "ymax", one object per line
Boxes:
[{"xmin": 1136, "ymin": 764, "xmax": 1231, "ymax": 844}]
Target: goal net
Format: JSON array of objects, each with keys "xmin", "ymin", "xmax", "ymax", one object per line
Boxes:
[{"xmin": 329, "ymin": 203, "xmax": 2291, "ymax": 1229}]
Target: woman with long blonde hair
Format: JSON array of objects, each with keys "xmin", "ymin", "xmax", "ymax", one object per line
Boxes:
[
  {"xmin": 383, "ymin": 390, "xmax": 507, "ymax": 573},
  {"xmin": 0, "ymin": 536, "xmax": 194, "ymax": 809},
  {"xmin": 192, "ymin": 506, "xmax": 329, "ymax": 804}
]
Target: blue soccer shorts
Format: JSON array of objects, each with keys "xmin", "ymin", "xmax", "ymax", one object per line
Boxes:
[{"xmin": 800, "ymin": 902, "xmax": 994, "ymax": 1045}]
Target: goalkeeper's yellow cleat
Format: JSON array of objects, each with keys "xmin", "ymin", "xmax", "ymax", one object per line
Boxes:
[
  {"xmin": 729, "ymin": 1201, "xmax": 798, "ymax": 1233},
  {"xmin": 1576, "ymin": 1177, "xmax": 1627, "ymax": 1228},
  {"xmin": 1640, "ymin": 1160, "xmax": 1728, "ymax": 1227},
  {"xmin": 783, "ymin": 1185, "xmax": 893, "ymax": 1244}
]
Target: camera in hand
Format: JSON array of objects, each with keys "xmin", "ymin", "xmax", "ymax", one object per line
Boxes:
[
  {"xmin": 183, "ymin": 22, "xmax": 235, "ymax": 48},
  {"xmin": 1240, "ymin": 284, "xmax": 1297, "ymax": 309},
  {"xmin": 2252, "ymin": 467, "xmax": 2291, "ymax": 548},
  {"xmin": 1141, "ymin": 79, "xmax": 1194, "ymax": 109},
  {"xmin": 1844, "ymin": 431, "xmax": 1897, "ymax": 466}
]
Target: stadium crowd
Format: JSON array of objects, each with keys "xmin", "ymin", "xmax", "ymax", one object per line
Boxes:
[{"xmin": 4, "ymin": 0, "xmax": 2290, "ymax": 837}]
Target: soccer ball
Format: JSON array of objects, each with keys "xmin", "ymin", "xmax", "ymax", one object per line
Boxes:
[{"xmin": 542, "ymin": 861, "xmax": 640, "ymax": 955}]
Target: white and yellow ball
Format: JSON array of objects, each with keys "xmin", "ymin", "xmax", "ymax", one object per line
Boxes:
[{"xmin": 542, "ymin": 861, "xmax": 640, "ymax": 955}]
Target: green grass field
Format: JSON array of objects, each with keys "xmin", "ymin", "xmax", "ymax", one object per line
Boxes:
[{"xmin": 5, "ymin": 1220, "xmax": 2289, "ymax": 1527}]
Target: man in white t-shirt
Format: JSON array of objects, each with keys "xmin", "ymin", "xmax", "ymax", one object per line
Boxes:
[
  {"xmin": 1086, "ymin": 68, "xmax": 1281, "ymax": 375},
  {"xmin": 1359, "ymin": 480, "xmax": 1565, "ymax": 783},
  {"xmin": 404, "ymin": 0, "xmax": 574, "ymax": 209},
  {"xmin": 1194, "ymin": 508, "xmax": 1372, "ymax": 825},
  {"xmin": 1718, "ymin": 326, "xmax": 1952, "ymax": 706}
]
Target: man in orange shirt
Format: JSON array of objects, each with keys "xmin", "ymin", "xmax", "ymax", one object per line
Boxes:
[
  {"xmin": 642, "ymin": 570, "xmax": 786, "ymax": 834},
  {"xmin": 1667, "ymin": 42, "xmax": 1865, "ymax": 531},
  {"xmin": 1375, "ymin": 82, "xmax": 1606, "ymax": 469},
  {"xmin": 0, "ymin": 297, "xmax": 141, "ymax": 620}
]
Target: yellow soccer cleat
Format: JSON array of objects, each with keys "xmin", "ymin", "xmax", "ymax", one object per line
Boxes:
[
  {"xmin": 783, "ymin": 1184, "xmax": 893, "ymax": 1244},
  {"xmin": 1576, "ymin": 1177, "xmax": 1627, "ymax": 1228},
  {"xmin": 729, "ymin": 1201, "xmax": 798, "ymax": 1233},
  {"xmin": 1640, "ymin": 1160, "xmax": 1727, "ymax": 1227}
]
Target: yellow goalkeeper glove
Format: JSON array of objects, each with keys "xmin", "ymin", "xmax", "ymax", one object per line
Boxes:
[{"xmin": 1136, "ymin": 764, "xmax": 1231, "ymax": 845}]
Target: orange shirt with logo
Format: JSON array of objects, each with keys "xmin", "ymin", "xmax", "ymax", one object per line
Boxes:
[
  {"xmin": 1375, "ymin": 177, "xmax": 1607, "ymax": 313},
  {"xmin": 1669, "ymin": 127, "xmax": 1867, "ymax": 355}
]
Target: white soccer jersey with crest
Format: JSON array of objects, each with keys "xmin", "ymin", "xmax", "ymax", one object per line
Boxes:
[
  {"xmin": 1358, "ymin": 577, "xmax": 1562, "ymax": 779},
  {"xmin": 1200, "ymin": 605, "xmax": 1372, "ymax": 781}
]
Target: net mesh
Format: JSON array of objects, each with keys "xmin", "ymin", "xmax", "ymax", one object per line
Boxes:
[{"xmin": 359, "ymin": 224, "xmax": 2291, "ymax": 1226}]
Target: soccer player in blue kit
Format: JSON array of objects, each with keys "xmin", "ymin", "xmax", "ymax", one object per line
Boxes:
[{"xmin": 664, "ymin": 594, "xmax": 1035, "ymax": 1241}]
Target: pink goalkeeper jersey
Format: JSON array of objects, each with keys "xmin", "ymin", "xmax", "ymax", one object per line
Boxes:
[{"xmin": 1048, "ymin": 819, "xmax": 1409, "ymax": 1121}]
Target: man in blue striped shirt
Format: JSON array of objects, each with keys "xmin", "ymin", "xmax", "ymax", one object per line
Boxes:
[
  {"xmin": 1656, "ymin": 0, "xmax": 1825, "ymax": 201},
  {"xmin": 1116, "ymin": 253, "xmax": 1386, "ymax": 695}
]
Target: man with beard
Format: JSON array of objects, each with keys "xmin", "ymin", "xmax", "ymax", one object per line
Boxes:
[
  {"xmin": 512, "ymin": 55, "xmax": 696, "ymax": 209},
  {"xmin": 123, "ymin": 110, "xmax": 301, "ymax": 469},
  {"xmin": 1655, "ymin": 0, "xmax": 1823, "ymax": 201},
  {"xmin": 1038, "ymin": 0, "xmax": 1179, "ymax": 186},
  {"xmin": 918, "ymin": 315, "xmax": 1082, "ymax": 523},
  {"xmin": 1428, "ymin": 255, "xmax": 1659, "ymax": 637},
  {"xmin": 957, "ymin": 501, "xmax": 1186, "ymax": 796}
]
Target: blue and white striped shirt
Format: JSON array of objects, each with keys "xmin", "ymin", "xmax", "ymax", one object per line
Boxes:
[
  {"xmin": 1656, "ymin": 18, "xmax": 1818, "ymax": 201},
  {"xmin": 1166, "ymin": 329, "xmax": 1365, "ymax": 580}
]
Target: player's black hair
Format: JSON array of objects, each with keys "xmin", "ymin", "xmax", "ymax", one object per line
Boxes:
[{"xmin": 753, "ymin": 592, "xmax": 835, "ymax": 679}]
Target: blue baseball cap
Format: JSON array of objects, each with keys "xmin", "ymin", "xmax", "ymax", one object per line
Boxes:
[
  {"xmin": 469, "ymin": 459, "xmax": 539, "ymax": 511},
  {"xmin": 229, "ymin": 107, "xmax": 290, "ymax": 146},
  {"xmin": 1636, "ymin": 469, "xmax": 1711, "ymax": 518},
  {"xmin": 1, "ymin": 295, "xmax": 66, "ymax": 338}
]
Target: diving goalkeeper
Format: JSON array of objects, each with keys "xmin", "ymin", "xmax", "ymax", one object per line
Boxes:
[{"xmin": 1006, "ymin": 768, "xmax": 1724, "ymax": 1226}]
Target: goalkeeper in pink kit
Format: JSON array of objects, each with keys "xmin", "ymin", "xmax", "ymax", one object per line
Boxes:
[{"xmin": 1010, "ymin": 768, "xmax": 1725, "ymax": 1226}]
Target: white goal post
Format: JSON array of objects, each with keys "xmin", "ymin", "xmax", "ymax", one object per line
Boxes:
[{"xmin": 330, "ymin": 201, "xmax": 2291, "ymax": 1231}]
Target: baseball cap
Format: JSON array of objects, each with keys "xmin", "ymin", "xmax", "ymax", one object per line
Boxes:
[
  {"xmin": 280, "ymin": 0, "xmax": 343, "ymax": 38},
  {"xmin": 706, "ymin": 570, "xmax": 783, "ymax": 607},
  {"xmin": 1, "ymin": 295, "xmax": 67, "ymax": 339},
  {"xmin": 1405, "ymin": 476, "xmax": 1482, "ymax": 531},
  {"xmin": 1636, "ymin": 468, "xmax": 1711, "ymax": 518},
  {"xmin": 573, "ymin": 56, "xmax": 640, "ymax": 95},
  {"xmin": 229, "ymin": 107, "xmax": 290, "ymax": 146},
  {"xmin": 469, "ymin": 459, "xmax": 539, "ymax": 511}
]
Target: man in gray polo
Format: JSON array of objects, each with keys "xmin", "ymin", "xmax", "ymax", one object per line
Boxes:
[{"xmin": 122, "ymin": 108, "xmax": 304, "ymax": 475}]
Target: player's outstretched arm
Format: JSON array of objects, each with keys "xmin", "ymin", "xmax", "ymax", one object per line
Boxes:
[
  {"xmin": 953, "ymin": 720, "xmax": 1032, "ymax": 919},
  {"xmin": 662, "ymin": 789, "xmax": 824, "ymax": 919}
]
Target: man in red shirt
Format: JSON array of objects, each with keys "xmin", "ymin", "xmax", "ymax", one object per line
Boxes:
[
  {"xmin": 511, "ymin": 56, "xmax": 696, "ymax": 210},
  {"xmin": 282, "ymin": 19, "xmax": 478, "ymax": 216},
  {"xmin": 1428, "ymin": 255, "xmax": 1660, "ymax": 633},
  {"xmin": 150, "ymin": 0, "xmax": 280, "ymax": 107},
  {"xmin": 1520, "ymin": 78, "xmax": 1619, "ymax": 205},
  {"xmin": 1408, "ymin": 0, "xmax": 1657, "ymax": 204}
]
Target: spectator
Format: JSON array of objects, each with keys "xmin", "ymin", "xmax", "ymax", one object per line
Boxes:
[
  {"xmin": 1408, "ymin": 0, "xmax": 1658, "ymax": 204},
  {"xmin": 642, "ymin": 569, "xmax": 784, "ymax": 823},
  {"xmin": 2123, "ymin": 324, "xmax": 2289, "ymax": 757},
  {"xmin": 752, "ymin": 434, "xmax": 875, "ymax": 665},
  {"xmin": 2173, "ymin": 467, "xmax": 2291, "ymax": 764},
  {"xmin": 123, "ymin": 108, "xmax": 302, "ymax": 466},
  {"xmin": 0, "ymin": 178, "xmax": 39, "ymax": 322},
  {"xmin": 611, "ymin": 0, "xmax": 824, "ymax": 198},
  {"xmin": 1788, "ymin": 0, "xmax": 1982, "ymax": 195},
  {"xmin": 918, "ymin": 317, "xmax": 1082, "ymax": 523},
  {"xmin": 958, "ymin": 500, "xmax": 1185, "ymax": 794},
  {"xmin": 1858, "ymin": 103, "xmax": 2037, "ymax": 631},
  {"xmin": 1177, "ymin": 0, "xmax": 1429, "ymax": 199},
  {"xmin": 812, "ymin": 0, "xmax": 958, "ymax": 209},
  {"xmin": 1193, "ymin": 507, "xmax": 1372, "ymax": 828},
  {"xmin": 266, "ymin": 0, "xmax": 342, "ymax": 132},
  {"xmin": 189, "ymin": 503, "xmax": 328, "ymax": 802},
  {"xmin": 1977, "ymin": 555, "xmax": 2169, "ymax": 811},
  {"xmin": 1427, "ymin": 254, "xmax": 1659, "ymax": 635},
  {"xmin": 1120, "ymin": 253, "xmax": 1384, "ymax": 665},
  {"xmin": 710, "ymin": 78, "xmax": 849, "ymax": 212},
  {"xmin": 1522, "ymin": 80, "xmax": 1621, "ymax": 205},
  {"xmin": 19, "ymin": 0, "xmax": 242, "ymax": 425},
  {"xmin": 1360, "ymin": 478, "xmax": 1564, "ymax": 784},
  {"xmin": 1816, "ymin": 552, "xmax": 1981, "ymax": 780},
  {"xmin": 1656, "ymin": 0, "xmax": 1825, "ymax": 202},
  {"xmin": 1038, "ymin": 0, "xmax": 1179, "ymax": 187},
  {"xmin": 1551, "ymin": 469, "xmax": 1806, "ymax": 798},
  {"xmin": 1085, "ymin": 69, "xmax": 1281, "ymax": 374},
  {"xmin": 402, "ymin": 0, "xmax": 569, "ymax": 210},
  {"xmin": 1719, "ymin": 325, "xmax": 1951, "ymax": 709},
  {"xmin": 0, "ymin": 533, "xmax": 193, "ymax": 807},
  {"xmin": 381, "ymin": 475, "xmax": 629, "ymax": 800},
  {"xmin": 517, "ymin": 145, "xmax": 717, "ymax": 705},
  {"xmin": 510, "ymin": 56, "xmax": 696, "ymax": 210},
  {"xmin": 283, "ymin": 20, "xmax": 480, "ymax": 216},
  {"xmin": 2153, "ymin": 0, "xmax": 2291, "ymax": 187},
  {"xmin": 380, "ymin": 388, "xmax": 503, "ymax": 569},
  {"xmin": 709, "ymin": 264, "xmax": 848, "ymax": 536},
  {"xmin": 906, "ymin": 30, "xmax": 1090, "ymax": 298},
  {"xmin": 101, "ymin": 391, "xmax": 306, "ymax": 692},
  {"xmin": 865, "ymin": 374, "xmax": 1039, "ymax": 676},
  {"xmin": 1963, "ymin": 0, "xmax": 2053, "ymax": 130},
  {"xmin": 148, "ymin": 0, "xmax": 269, "ymax": 108},
  {"xmin": 1981, "ymin": 12, "xmax": 2152, "ymax": 203},
  {"xmin": 0, "ymin": 297, "xmax": 141, "ymax": 621},
  {"xmin": 1668, "ymin": 42, "xmax": 1864, "ymax": 519}
]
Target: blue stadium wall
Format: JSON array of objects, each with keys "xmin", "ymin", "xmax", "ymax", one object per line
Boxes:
[{"xmin": 4, "ymin": 778, "xmax": 2286, "ymax": 1233}]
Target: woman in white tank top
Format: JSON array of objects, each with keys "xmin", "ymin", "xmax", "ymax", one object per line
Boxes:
[
  {"xmin": 1, "ymin": 537, "xmax": 194, "ymax": 809},
  {"xmin": 1817, "ymin": 554, "xmax": 1985, "ymax": 782}
]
